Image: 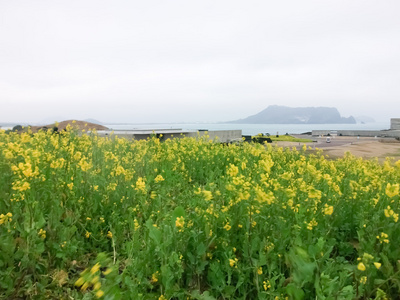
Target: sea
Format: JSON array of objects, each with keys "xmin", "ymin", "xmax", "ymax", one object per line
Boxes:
[{"xmin": 104, "ymin": 122, "xmax": 390, "ymax": 137}]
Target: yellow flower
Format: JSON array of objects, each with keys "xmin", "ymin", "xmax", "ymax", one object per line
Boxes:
[
  {"xmin": 385, "ymin": 183, "xmax": 399, "ymax": 198},
  {"xmin": 114, "ymin": 165, "xmax": 126, "ymax": 176},
  {"xmin": 75, "ymin": 277, "xmax": 85, "ymax": 287},
  {"xmin": 203, "ymin": 190, "xmax": 213, "ymax": 201},
  {"xmin": 91, "ymin": 276, "xmax": 100, "ymax": 284},
  {"xmin": 151, "ymin": 271, "xmax": 159, "ymax": 283},
  {"xmin": 257, "ymin": 267, "xmax": 263, "ymax": 275},
  {"xmin": 229, "ymin": 258, "xmax": 238, "ymax": 267},
  {"xmin": 175, "ymin": 216, "xmax": 185, "ymax": 229},
  {"xmin": 357, "ymin": 262, "xmax": 366, "ymax": 271},
  {"xmin": 377, "ymin": 232, "xmax": 389, "ymax": 244},
  {"xmin": 0, "ymin": 212, "xmax": 12, "ymax": 225},
  {"xmin": 384, "ymin": 206, "xmax": 399, "ymax": 222},
  {"xmin": 135, "ymin": 177, "xmax": 146, "ymax": 192},
  {"xmin": 224, "ymin": 223, "xmax": 231, "ymax": 231},
  {"xmin": 154, "ymin": 175, "xmax": 165, "ymax": 183},
  {"xmin": 374, "ymin": 262, "xmax": 381, "ymax": 269},
  {"xmin": 227, "ymin": 164, "xmax": 239, "ymax": 177},
  {"xmin": 134, "ymin": 219, "xmax": 140, "ymax": 231},
  {"xmin": 85, "ymin": 231, "xmax": 91, "ymax": 238},
  {"xmin": 95, "ymin": 290, "xmax": 104, "ymax": 298},
  {"xmin": 90, "ymin": 262, "xmax": 100, "ymax": 274},
  {"xmin": 323, "ymin": 204, "xmax": 334, "ymax": 215},
  {"xmin": 159, "ymin": 296, "xmax": 167, "ymax": 300},
  {"xmin": 360, "ymin": 276, "xmax": 367, "ymax": 284},
  {"xmin": 103, "ymin": 268, "xmax": 112, "ymax": 275},
  {"xmin": 81, "ymin": 281, "xmax": 89, "ymax": 291},
  {"xmin": 263, "ymin": 280, "xmax": 271, "ymax": 291},
  {"xmin": 78, "ymin": 159, "xmax": 92, "ymax": 172},
  {"xmin": 308, "ymin": 188, "xmax": 322, "ymax": 199},
  {"xmin": 306, "ymin": 219, "xmax": 318, "ymax": 230},
  {"xmin": 38, "ymin": 228, "xmax": 46, "ymax": 239},
  {"xmin": 107, "ymin": 231, "xmax": 113, "ymax": 238}
]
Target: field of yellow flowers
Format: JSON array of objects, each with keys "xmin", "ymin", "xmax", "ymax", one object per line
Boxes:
[{"xmin": 0, "ymin": 127, "xmax": 400, "ymax": 299}]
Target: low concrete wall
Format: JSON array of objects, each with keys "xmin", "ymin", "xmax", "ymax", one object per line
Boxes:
[
  {"xmin": 312, "ymin": 130, "xmax": 400, "ymax": 138},
  {"xmin": 391, "ymin": 119, "xmax": 400, "ymax": 130},
  {"xmin": 186, "ymin": 130, "xmax": 242, "ymax": 143},
  {"xmin": 97, "ymin": 130, "xmax": 243, "ymax": 143}
]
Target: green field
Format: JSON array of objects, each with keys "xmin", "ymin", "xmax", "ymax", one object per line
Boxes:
[{"xmin": 1, "ymin": 128, "xmax": 400, "ymax": 299}]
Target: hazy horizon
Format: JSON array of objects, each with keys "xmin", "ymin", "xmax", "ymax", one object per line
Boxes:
[{"xmin": 1, "ymin": 1, "xmax": 399, "ymax": 124}]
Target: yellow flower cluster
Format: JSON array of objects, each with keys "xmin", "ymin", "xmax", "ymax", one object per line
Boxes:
[
  {"xmin": 135, "ymin": 177, "xmax": 146, "ymax": 193},
  {"xmin": 0, "ymin": 212, "xmax": 12, "ymax": 225},
  {"xmin": 384, "ymin": 206, "xmax": 399, "ymax": 222},
  {"xmin": 75, "ymin": 262, "xmax": 112, "ymax": 298},
  {"xmin": 322, "ymin": 204, "xmax": 334, "ymax": 215},
  {"xmin": 306, "ymin": 219, "xmax": 318, "ymax": 230},
  {"xmin": 377, "ymin": 232, "xmax": 389, "ymax": 244},
  {"xmin": 229, "ymin": 258, "xmax": 238, "ymax": 268},
  {"xmin": 38, "ymin": 228, "xmax": 46, "ymax": 239},
  {"xmin": 154, "ymin": 174, "xmax": 165, "ymax": 183},
  {"xmin": 175, "ymin": 216, "xmax": 185, "ymax": 231},
  {"xmin": 385, "ymin": 183, "xmax": 399, "ymax": 198},
  {"xmin": 151, "ymin": 271, "xmax": 160, "ymax": 283}
]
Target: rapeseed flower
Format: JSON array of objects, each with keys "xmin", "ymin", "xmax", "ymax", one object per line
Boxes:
[
  {"xmin": 135, "ymin": 177, "xmax": 146, "ymax": 192},
  {"xmin": 374, "ymin": 262, "xmax": 381, "ymax": 269},
  {"xmin": 224, "ymin": 223, "xmax": 231, "ymax": 231},
  {"xmin": 154, "ymin": 174, "xmax": 165, "ymax": 183},
  {"xmin": 0, "ymin": 212, "xmax": 12, "ymax": 225},
  {"xmin": 377, "ymin": 232, "xmax": 389, "ymax": 244},
  {"xmin": 384, "ymin": 206, "xmax": 399, "ymax": 222},
  {"xmin": 203, "ymin": 190, "xmax": 213, "ymax": 201},
  {"xmin": 357, "ymin": 262, "xmax": 366, "ymax": 271},
  {"xmin": 323, "ymin": 204, "xmax": 334, "ymax": 215},
  {"xmin": 306, "ymin": 219, "xmax": 318, "ymax": 230},
  {"xmin": 95, "ymin": 290, "xmax": 104, "ymax": 298},
  {"xmin": 385, "ymin": 183, "xmax": 399, "ymax": 198},
  {"xmin": 227, "ymin": 164, "xmax": 239, "ymax": 177},
  {"xmin": 38, "ymin": 229, "xmax": 46, "ymax": 239},
  {"xmin": 229, "ymin": 258, "xmax": 238, "ymax": 268},
  {"xmin": 91, "ymin": 263, "xmax": 100, "ymax": 274},
  {"xmin": 175, "ymin": 216, "xmax": 185, "ymax": 230},
  {"xmin": 151, "ymin": 271, "xmax": 159, "ymax": 283},
  {"xmin": 263, "ymin": 280, "xmax": 271, "ymax": 291}
]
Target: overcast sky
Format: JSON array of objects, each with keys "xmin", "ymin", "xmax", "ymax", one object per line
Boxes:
[{"xmin": 1, "ymin": 0, "xmax": 399, "ymax": 124}]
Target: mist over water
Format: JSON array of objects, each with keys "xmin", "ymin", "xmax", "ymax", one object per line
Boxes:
[{"xmin": 105, "ymin": 122, "xmax": 390, "ymax": 136}]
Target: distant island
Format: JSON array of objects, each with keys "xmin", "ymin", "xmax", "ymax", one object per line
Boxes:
[{"xmin": 227, "ymin": 105, "xmax": 356, "ymax": 124}]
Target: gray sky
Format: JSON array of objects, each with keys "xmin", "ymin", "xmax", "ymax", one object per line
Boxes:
[{"xmin": 1, "ymin": 0, "xmax": 399, "ymax": 124}]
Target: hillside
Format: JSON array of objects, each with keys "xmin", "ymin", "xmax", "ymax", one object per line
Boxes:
[
  {"xmin": 30, "ymin": 120, "xmax": 108, "ymax": 132},
  {"xmin": 228, "ymin": 105, "xmax": 356, "ymax": 124}
]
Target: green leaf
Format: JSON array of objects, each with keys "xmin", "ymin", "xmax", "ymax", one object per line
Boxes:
[
  {"xmin": 286, "ymin": 283, "xmax": 305, "ymax": 300},
  {"xmin": 146, "ymin": 220, "xmax": 162, "ymax": 245},
  {"xmin": 196, "ymin": 243, "xmax": 206, "ymax": 256},
  {"xmin": 172, "ymin": 206, "xmax": 186, "ymax": 221}
]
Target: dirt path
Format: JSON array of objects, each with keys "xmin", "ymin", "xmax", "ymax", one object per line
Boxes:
[{"xmin": 275, "ymin": 136, "xmax": 400, "ymax": 162}]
